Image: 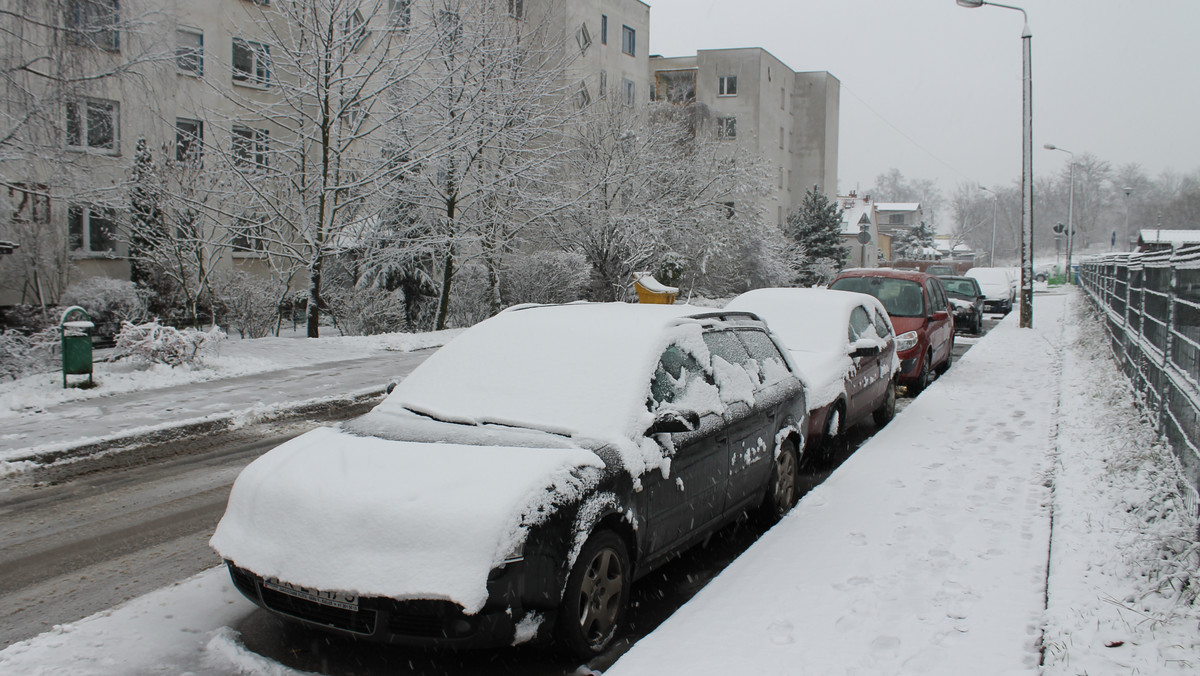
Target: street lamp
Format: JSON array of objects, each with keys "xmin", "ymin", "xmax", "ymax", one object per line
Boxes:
[
  {"xmin": 1043, "ymin": 144, "xmax": 1075, "ymax": 280},
  {"xmin": 1123, "ymin": 187, "xmax": 1134, "ymax": 251},
  {"xmin": 958, "ymin": 0, "xmax": 1034, "ymax": 328},
  {"xmin": 979, "ymin": 186, "xmax": 999, "ymax": 266}
]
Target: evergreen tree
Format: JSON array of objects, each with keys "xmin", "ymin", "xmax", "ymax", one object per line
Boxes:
[
  {"xmin": 128, "ymin": 138, "xmax": 165, "ymax": 288},
  {"xmin": 893, "ymin": 220, "xmax": 937, "ymax": 259},
  {"xmin": 786, "ymin": 185, "xmax": 847, "ymax": 286}
]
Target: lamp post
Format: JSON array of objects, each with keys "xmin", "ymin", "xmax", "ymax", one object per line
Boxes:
[
  {"xmin": 979, "ymin": 186, "xmax": 999, "ymax": 266},
  {"xmin": 1043, "ymin": 144, "xmax": 1075, "ymax": 280},
  {"xmin": 1123, "ymin": 187, "xmax": 1134, "ymax": 251},
  {"xmin": 958, "ymin": 0, "xmax": 1034, "ymax": 328}
]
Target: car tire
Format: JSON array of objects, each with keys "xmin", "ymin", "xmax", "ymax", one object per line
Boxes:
[
  {"xmin": 909, "ymin": 352, "xmax": 932, "ymax": 395},
  {"xmin": 556, "ymin": 530, "xmax": 630, "ymax": 659},
  {"xmin": 760, "ymin": 439, "xmax": 799, "ymax": 522},
  {"xmin": 820, "ymin": 404, "xmax": 848, "ymax": 463},
  {"xmin": 873, "ymin": 380, "xmax": 896, "ymax": 427}
]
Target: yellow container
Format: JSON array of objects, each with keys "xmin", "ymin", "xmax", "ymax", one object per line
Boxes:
[{"xmin": 633, "ymin": 272, "xmax": 679, "ymax": 304}]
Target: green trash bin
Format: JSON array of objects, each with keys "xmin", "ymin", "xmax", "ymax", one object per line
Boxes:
[{"xmin": 61, "ymin": 305, "xmax": 95, "ymax": 388}]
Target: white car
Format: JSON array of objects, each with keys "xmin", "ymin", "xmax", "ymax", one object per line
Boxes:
[
  {"xmin": 726, "ymin": 288, "xmax": 899, "ymax": 461},
  {"xmin": 966, "ymin": 267, "xmax": 1017, "ymax": 314}
]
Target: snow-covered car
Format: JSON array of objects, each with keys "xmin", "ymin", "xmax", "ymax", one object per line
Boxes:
[
  {"xmin": 939, "ymin": 275, "xmax": 985, "ymax": 335},
  {"xmin": 210, "ymin": 303, "xmax": 807, "ymax": 658},
  {"xmin": 966, "ymin": 267, "xmax": 1017, "ymax": 314},
  {"xmin": 726, "ymin": 288, "xmax": 898, "ymax": 460},
  {"xmin": 829, "ymin": 269, "xmax": 955, "ymax": 394}
]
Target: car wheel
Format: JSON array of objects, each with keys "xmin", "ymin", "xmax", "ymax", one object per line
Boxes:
[
  {"xmin": 556, "ymin": 530, "xmax": 630, "ymax": 659},
  {"xmin": 873, "ymin": 380, "xmax": 896, "ymax": 427},
  {"xmin": 820, "ymin": 404, "xmax": 848, "ymax": 462},
  {"xmin": 761, "ymin": 439, "xmax": 799, "ymax": 521},
  {"xmin": 909, "ymin": 352, "xmax": 932, "ymax": 395}
]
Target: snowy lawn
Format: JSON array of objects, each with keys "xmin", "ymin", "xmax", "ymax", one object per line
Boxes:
[
  {"xmin": 0, "ymin": 328, "xmax": 461, "ymax": 419},
  {"xmin": 0, "ymin": 290, "xmax": 1196, "ymax": 675}
]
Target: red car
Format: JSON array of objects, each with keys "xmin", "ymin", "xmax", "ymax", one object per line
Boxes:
[{"xmin": 829, "ymin": 268, "xmax": 955, "ymax": 394}]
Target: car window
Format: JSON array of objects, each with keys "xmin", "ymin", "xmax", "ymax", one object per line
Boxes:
[
  {"xmin": 831, "ymin": 277, "xmax": 926, "ymax": 318},
  {"xmin": 943, "ymin": 279, "xmax": 977, "ymax": 296},
  {"xmin": 873, "ymin": 308, "xmax": 893, "ymax": 338},
  {"xmin": 703, "ymin": 329, "xmax": 751, "ymax": 368},
  {"xmin": 926, "ymin": 280, "xmax": 946, "ymax": 315},
  {"xmin": 649, "ymin": 345, "xmax": 708, "ymax": 410},
  {"xmin": 733, "ymin": 328, "xmax": 793, "ymax": 387},
  {"xmin": 848, "ymin": 306, "xmax": 873, "ymax": 343}
]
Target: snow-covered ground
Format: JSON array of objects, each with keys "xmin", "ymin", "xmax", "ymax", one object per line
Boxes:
[
  {"xmin": 0, "ymin": 290, "xmax": 1196, "ymax": 675},
  {"xmin": 0, "ymin": 328, "xmax": 461, "ymax": 420}
]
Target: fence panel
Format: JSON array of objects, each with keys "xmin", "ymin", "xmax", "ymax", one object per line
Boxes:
[{"xmin": 1079, "ymin": 249, "xmax": 1200, "ymax": 519}]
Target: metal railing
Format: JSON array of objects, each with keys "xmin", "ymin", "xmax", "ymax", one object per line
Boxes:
[{"xmin": 1078, "ymin": 248, "xmax": 1200, "ymax": 518}]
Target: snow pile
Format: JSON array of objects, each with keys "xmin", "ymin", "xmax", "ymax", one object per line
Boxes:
[
  {"xmin": 0, "ymin": 328, "xmax": 461, "ymax": 418},
  {"xmin": 1041, "ymin": 299, "xmax": 1200, "ymax": 674}
]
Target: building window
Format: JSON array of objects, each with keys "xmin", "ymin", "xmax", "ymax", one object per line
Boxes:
[
  {"xmin": 8, "ymin": 184, "xmax": 51, "ymax": 226},
  {"xmin": 68, "ymin": 205, "xmax": 118, "ymax": 253},
  {"xmin": 717, "ymin": 115, "xmax": 736, "ymax": 139},
  {"xmin": 66, "ymin": 98, "xmax": 119, "ymax": 153},
  {"xmin": 656, "ymin": 70, "xmax": 695, "ymax": 104},
  {"xmin": 232, "ymin": 38, "xmax": 270, "ymax": 86},
  {"xmin": 231, "ymin": 214, "xmax": 268, "ymax": 254},
  {"xmin": 507, "ymin": 0, "xmax": 524, "ymax": 19},
  {"xmin": 598, "ymin": 70, "xmax": 607, "ymax": 98},
  {"xmin": 601, "ymin": 15, "xmax": 607, "ymax": 44},
  {"xmin": 175, "ymin": 118, "xmax": 203, "ymax": 162},
  {"xmin": 388, "ymin": 0, "xmax": 411, "ymax": 27},
  {"xmin": 577, "ymin": 83, "xmax": 591, "ymax": 109},
  {"xmin": 724, "ymin": 202, "xmax": 735, "ymax": 220},
  {"xmin": 621, "ymin": 25, "xmax": 635, "ymax": 56},
  {"xmin": 345, "ymin": 10, "xmax": 367, "ymax": 51},
  {"xmin": 232, "ymin": 125, "xmax": 269, "ymax": 172},
  {"xmin": 718, "ymin": 75, "xmax": 737, "ymax": 96},
  {"xmin": 577, "ymin": 23, "xmax": 591, "ymax": 54},
  {"xmin": 781, "ymin": 87, "xmax": 786, "ymax": 110},
  {"xmin": 176, "ymin": 27, "xmax": 203, "ymax": 75},
  {"xmin": 779, "ymin": 168, "xmax": 785, "ymax": 190},
  {"xmin": 779, "ymin": 127, "xmax": 785, "ymax": 149},
  {"xmin": 889, "ymin": 213, "xmax": 906, "ymax": 225},
  {"xmin": 778, "ymin": 205, "xmax": 784, "ymax": 226},
  {"xmin": 66, "ymin": 0, "xmax": 120, "ymax": 52},
  {"xmin": 621, "ymin": 78, "xmax": 635, "ymax": 107}
]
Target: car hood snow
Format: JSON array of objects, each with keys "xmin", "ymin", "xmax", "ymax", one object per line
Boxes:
[{"xmin": 209, "ymin": 426, "xmax": 603, "ymax": 614}]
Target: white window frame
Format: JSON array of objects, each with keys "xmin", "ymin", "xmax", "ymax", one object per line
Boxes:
[
  {"xmin": 176, "ymin": 26, "xmax": 203, "ymax": 76},
  {"xmin": 232, "ymin": 38, "xmax": 271, "ymax": 87},
  {"xmin": 67, "ymin": 0, "xmax": 120, "ymax": 52},
  {"xmin": 231, "ymin": 213, "xmax": 268, "ymax": 255},
  {"xmin": 718, "ymin": 75, "xmax": 737, "ymax": 97},
  {"xmin": 717, "ymin": 115, "xmax": 736, "ymax": 140},
  {"xmin": 232, "ymin": 125, "xmax": 269, "ymax": 173},
  {"xmin": 577, "ymin": 83, "xmax": 591, "ymax": 109},
  {"xmin": 577, "ymin": 23, "xmax": 591, "ymax": 54},
  {"xmin": 175, "ymin": 117, "xmax": 203, "ymax": 162},
  {"xmin": 66, "ymin": 97, "xmax": 119, "ymax": 153},
  {"xmin": 68, "ymin": 204, "xmax": 119, "ymax": 254},
  {"xmin": 388, "ymin": 0, "xmax": 411, "ymax": 28},
  {"xmin": 345, "ymin": 9, "xmax": 367, "ymax": 52}
]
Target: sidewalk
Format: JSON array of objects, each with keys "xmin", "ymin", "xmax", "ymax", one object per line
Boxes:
[
  {"xmin": 0, "ymin": 346, "xmax": 435, "ymax": 472},
  {"xmin": 606, "ymin": 291, "xmax": 1199, "ymax": 675}
]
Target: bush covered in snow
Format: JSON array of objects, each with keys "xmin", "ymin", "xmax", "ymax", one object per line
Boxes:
[
  {"xmin": 114, "ymin": 321, "xmax": 225, "ymax": 367},
  {"xmin": 0, "ymin": 327, "xmax": 58, "ymax": 380},
  {"xmin": 60, "ymin": 277, "xmax": 150, "ymax": 340},
  {"xmin": 325, "ymin": 286, "xmax": 406, "ymax": 336},
  {"xmin": 502, "ymin": 251, "xmax": 591, "ymax": 306},
  {"xmin": 211, "ymin": 271, "xmax": 286, "ymax": 339}
]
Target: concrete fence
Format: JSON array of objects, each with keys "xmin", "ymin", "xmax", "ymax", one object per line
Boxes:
[{"xmin": 1078, "ymin": 248, "xmax": 1200, "ymax": 518}]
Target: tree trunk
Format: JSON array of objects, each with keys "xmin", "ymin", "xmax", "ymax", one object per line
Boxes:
[
  {"xmin": 306, "ymin": 261, "xmax": 323, "ymax": 338},
  {"xmin": 435, "ymin": 249, "xmax": 454, "ymax": 331}
]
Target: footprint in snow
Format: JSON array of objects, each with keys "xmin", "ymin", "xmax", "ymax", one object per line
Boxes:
[{"xmin": 766, "ymin": 620, "xmax": 795, "ymax": 645}]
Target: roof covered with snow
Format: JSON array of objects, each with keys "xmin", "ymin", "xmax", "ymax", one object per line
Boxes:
[{"xmin": 1138, "ymin": 229, "xmax": 1200, "ymax": 246}]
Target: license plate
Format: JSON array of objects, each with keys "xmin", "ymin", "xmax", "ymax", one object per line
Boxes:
[{"xmin": 264, "ymin": 578, "xmax": 359, "ymax": 611}]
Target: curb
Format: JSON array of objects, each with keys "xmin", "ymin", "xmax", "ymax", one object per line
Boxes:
[{"xmin": 3, "ymin": 389, "xmax": 386, "ymax": 486}]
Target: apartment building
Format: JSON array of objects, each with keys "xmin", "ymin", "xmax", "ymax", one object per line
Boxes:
[{"xmin": 649, "ymin": 48, "xmax": 840, "ymax": 229}]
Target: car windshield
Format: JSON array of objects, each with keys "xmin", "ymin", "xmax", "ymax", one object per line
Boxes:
[
  {"xmin": 830, "ymin": 277, "xmax": 926, "ymax": 317},
  {"xmin": 942, "ymin": 279, "xmax": 980, "ymax": 297}
]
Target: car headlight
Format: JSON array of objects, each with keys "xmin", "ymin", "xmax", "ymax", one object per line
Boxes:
[{"xmin": 895, "ymin": 331, "xmax": 919, "ymax": 352}]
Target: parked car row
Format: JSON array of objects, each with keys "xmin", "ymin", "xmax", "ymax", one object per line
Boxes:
[{"xmin": 211, "ymin": 266, "xmax": 982, "ymax": 659}]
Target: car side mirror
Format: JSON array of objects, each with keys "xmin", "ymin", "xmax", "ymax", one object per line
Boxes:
[
  {"xmin": 848, "ymin": 339, "xmax": 881, "ymax": 358},
  {"xmin": 931, "ymin": 311, "xmax": 949, "ymax": 322},
  {"xmin": 647, "ymin": 409, "xmax": 700, "ymax": 435}
]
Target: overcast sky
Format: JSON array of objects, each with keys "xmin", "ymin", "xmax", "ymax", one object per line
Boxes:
[{"xmin": 646, "ymin": 0, "xmax": 1200, "ymax": 196}]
